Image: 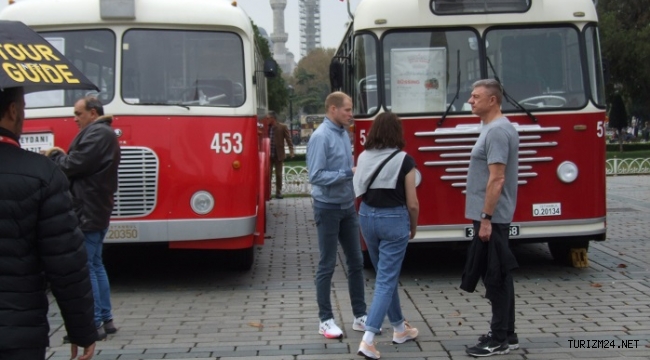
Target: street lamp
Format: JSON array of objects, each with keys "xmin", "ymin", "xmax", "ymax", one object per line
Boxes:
[{"xmin": 287, "ymin": 85, "xmax": 294, "ymax": 144}]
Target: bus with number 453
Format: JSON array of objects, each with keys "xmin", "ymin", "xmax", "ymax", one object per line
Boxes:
[
  {"xmin": 331, "ymin": 0, "xmax": 607, "ymax": 265},
  {"xmin": 1, "ymin": 0, "xmax": 276, "ymax": 269}
]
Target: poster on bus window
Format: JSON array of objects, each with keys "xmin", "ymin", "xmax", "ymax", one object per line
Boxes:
[{"xmin": 390, "ymin": 47, "xmax": 447, "ymax": 113}]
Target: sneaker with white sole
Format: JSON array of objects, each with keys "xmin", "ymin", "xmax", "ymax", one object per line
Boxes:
[
  {"xmin": 466, "ymin": 336, "xmax": 509, "ymax": 357},
  {"xmin": 478, "ymin": 331, "xmax": 519, "ymax": 350},
  {"xmin": 319, "ymin": 318, "xmax": 343, "ymax": 339},
  {"xmin": 352, "ymin": 315, "xmax": 367, "ymax": 332},
  {"xmin": 392, "ymin": 322, "xmax": 418, "ymax": 344},
  {"xmin": 357, "ymin": 340, "xmax": 381, "ymax": 359}
]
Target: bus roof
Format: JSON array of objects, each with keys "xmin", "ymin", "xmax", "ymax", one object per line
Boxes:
[
  {"xmin": 0, "ymin": 0, "xmax": 254, "ymax": 32},
  {"xmin": 353, "ymin": 0, "xmax": 598, "ymax": 31}
]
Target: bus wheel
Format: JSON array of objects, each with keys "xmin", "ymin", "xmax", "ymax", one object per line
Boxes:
[
  {"xmin": 227, "ymin": 247, "xmax": 255, "ymax": 270},
  {"xmin": 548, "ymin": 240, "xmax": 589, "ymax": 266},
  {"xmin": 362, "ymin": 250, "xmax": 373, "ymax": 270}
]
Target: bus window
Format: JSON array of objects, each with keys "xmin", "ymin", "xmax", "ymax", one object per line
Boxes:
[
  {"xmin": 584, "ymin": 25, "xmax": 606, "ymax": 108},
  {"xmin": 486, "ymin": 27, "xmax": 586, "ymax": 110},
  {"xmin": 382, "ymin": 29, "xmax": 479, "ymax": 114},
  {"xmin": 354, "ymin": 34, "xmax": 378, "ymax": 116},
  {"xmin": 122, "ymin": 30, "xmax": 245, "ymax": 107},
  {"xmin": 26, "ymin": 30, "xmax": 115, "ymax": 108}
]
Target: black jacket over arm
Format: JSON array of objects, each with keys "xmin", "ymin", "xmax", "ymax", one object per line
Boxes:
[
  {"xmin": 0, "ymin": 128, "xmax": 97, "ymax": 350},
  {"xmin": 460, "ymin": 225, "xmax": 519, "ymax": 293}
]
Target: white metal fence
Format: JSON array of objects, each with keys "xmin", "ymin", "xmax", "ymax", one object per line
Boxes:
[
  {"xmin": 606, "ymin": 158, "xmax": 650, "ymax": 175},
  {"xmin": 276, "ymin": 159, "xmax": 650, "ymax": 195}
]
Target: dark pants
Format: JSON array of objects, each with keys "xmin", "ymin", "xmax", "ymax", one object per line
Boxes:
[
  {"xmin": 482, "ymin": 223, "xmax": 516, "ymax": 342},
  {"xmin": 270, "ymin": 156, "xmax": 283, "ymax": 195},
  {"xmin": 0, "ymin": 348, "xmax": 46, "ymax": 360}
]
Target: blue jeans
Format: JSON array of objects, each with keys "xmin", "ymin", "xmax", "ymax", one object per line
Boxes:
[
  {"xmin": 313, "ymin": 205, "xmax": 366, "ymax": 321},
  {"xmin": 358, "ymin": 202, "xmax": 410, "ymax": 334},
  {"xmin": 84, "ymin": 229, "xmax": 113, "ymax": 327}
]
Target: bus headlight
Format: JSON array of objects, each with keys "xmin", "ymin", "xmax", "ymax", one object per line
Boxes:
[
  {"xmin": 190, "ymin": 191, "xmax": 214, "ymax": 215},
  {"xmin": 414, "ymin": 169, "xmax": 422, "ymax": 187},
  {"xmin": 557, "ymin": 161, "xmax": 578, "ymax": 183}
]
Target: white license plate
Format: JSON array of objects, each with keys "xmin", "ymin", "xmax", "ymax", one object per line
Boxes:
[
  {"xmin": 532, "ymin": 203, "xmax": 561, "ymax": 217},
  {"xmin": 106, "ymin": 224, "xmax": 139, "ymax": 241},
  {"xmin": 19, "ymin": 132, "xmax": 54, "ymax": 153},
  {"xmin": 465, "ymin": 225, "xmax": 520, "ymax": 238}
]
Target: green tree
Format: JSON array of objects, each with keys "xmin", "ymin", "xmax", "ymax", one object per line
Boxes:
[
  {"xmin": 289, "ymin": 48, "xmax": 336, "ymax": 114},
  {"xmin": 252, "ymin": 22, "xmax": 289, "ymax": 113},
  {"xmin": 608, "ymin": 93, "xmax": 628, "ymax": 152},
  {"xmin": 597, "ymin": 0, "xmax": 650, "ymax": 120}
]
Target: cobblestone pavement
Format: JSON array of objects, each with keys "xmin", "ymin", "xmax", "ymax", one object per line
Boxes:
[{"xmin": 46, "ymin": 176, "xmax": 650, "ymax": 360}]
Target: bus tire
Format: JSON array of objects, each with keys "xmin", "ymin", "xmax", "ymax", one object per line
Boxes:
[
  {"xmin": 228, "ymin": 247, "xmax": 255, "ymax": 270},
  {"xmin": 548, "ymin": 240, "xmax": 589, "ymax": 266}
]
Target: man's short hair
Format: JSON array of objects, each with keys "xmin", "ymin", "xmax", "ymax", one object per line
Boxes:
[
  {"xmin": 325, "ymin": 91, "xmax": 351, "ymax": 110},
  {"xmin": 267, "ymin": 111, "xmax": 277, "ymax": 119},
  {"xmin": 82, "ymin": 96, "xmax": 104, "ymax": 116},
  {"xmin": 472, "ymin": 79, "xmax": 503, "ymax": 105},
  {"xmin": 0, "ymin": 87, "xmax": 24, "ymax": 118}
]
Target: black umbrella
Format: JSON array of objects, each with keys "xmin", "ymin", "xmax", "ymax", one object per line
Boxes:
[{"xmin": 0, "ymin": 20, "xmax": 98, "ymax": 93}]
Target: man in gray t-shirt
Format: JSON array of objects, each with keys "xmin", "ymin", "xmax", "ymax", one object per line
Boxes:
[
  {"xmin": 465, "ymin": 116, "xmax": 519, "ymax": 223},
  {"xmin": 462, "ymin": 79, "xmax": 520, "ymax": 357}
]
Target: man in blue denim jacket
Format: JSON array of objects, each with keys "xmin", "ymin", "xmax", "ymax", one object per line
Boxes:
[{"xmin": 306, "ymin": 91, "xmax": 367, "ymax": 339}]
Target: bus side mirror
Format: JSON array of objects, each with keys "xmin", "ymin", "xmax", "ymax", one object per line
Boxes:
[
  {"xmin": 264, "ymin": 59, "xmax": 277, "ymax": 78},
  {"xmin": 330, "ymin": 60, "xmax": 343, "ymax": 91}
]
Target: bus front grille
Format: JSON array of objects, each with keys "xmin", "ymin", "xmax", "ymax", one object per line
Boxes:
[
  {"xmin": 112, "ymin": 147, "xmax": 159, "ymax": 218},
  {"xmin": 415, "ymin": 124, "xmax": 560, "ymax": 190}
]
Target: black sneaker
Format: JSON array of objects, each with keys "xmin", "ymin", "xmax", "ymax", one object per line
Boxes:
[
  {"xmin": 478, "ymin": 331, "xmax": 519, "ymax": 350},
  {"xmin": 103, "ymin": 319, "xmax": 118, "ymax": 334},
  {"xmin": 96, "ymin": 325, "xmax": 107, "ymax": 341},
  {"xmin": 466, "ymin": 337, "xmax": 510, "ymax": 357}
]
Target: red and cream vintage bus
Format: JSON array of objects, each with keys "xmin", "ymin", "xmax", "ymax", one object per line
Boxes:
[
  {"xmin": 332, "ymin": 0, "xmax": 607, "ymax": 264},
  {"xmin": 1, "ymin": 0, "xmax": 275, "ymax": 269}
]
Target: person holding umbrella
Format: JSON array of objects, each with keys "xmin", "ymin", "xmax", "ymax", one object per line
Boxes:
[
  {"xmin": 0, "ymin": 20, "xmax": 104, "ymax": 359},
  {"xmin": 0, "ymin": 86, "xmax": 97, "ymax": 359}
]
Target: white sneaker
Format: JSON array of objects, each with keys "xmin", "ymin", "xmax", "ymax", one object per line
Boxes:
[
  {"xmin": 392, "ymin": 322, "xmax": 418, "ymax": 344},
  {"xmin": 353, "ymin": 315, "xmax": 367, "ymax": 332},
  {"xmin": 357, "ymin": 340, "xmax": 381, "ymax": 359},
  {"xmin": 319, "ymin": 318, "xmax": 343, "ymax": 339}
]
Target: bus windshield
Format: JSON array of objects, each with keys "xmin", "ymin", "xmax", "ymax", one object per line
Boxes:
[
  {"xmin": 486, "ymin": 26, "xmax": 586, "ymax": 110},
  {"xmin": 121, "ymin": 30, "xmax": 245, "ymax": 107},
  {"xmin": 26, "ymin": 30, "xmax": 115, "ymax": 109}
]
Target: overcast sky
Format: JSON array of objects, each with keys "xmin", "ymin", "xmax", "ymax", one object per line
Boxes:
[
  {"xmin": 236, "ymin": 0, "xmax": 361, "ymax": 60},
  {"xmin": 0, "ymin": 0, "xmax": 362, "ymax": 60}
]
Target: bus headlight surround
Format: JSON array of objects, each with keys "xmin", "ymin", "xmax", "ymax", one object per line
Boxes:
[
  {"xmin": 557, "ymin": 161, "xmax": 578, "ymax": 183},
  {"xmin": 415, "ymin": 168, "xmax": 422, "ymax": 187},
  {"xmin": 190, "ymin": 191, "xmax": 214, "ymax": 215}
]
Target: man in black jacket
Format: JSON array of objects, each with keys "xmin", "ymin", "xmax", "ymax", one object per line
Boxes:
[
  {"xmin": 0, "ymin": 87, "xmax": 97, "ymax": 359},
  {"xmin": 45, "ymin": 96, "xmax": 121, "ymax": 340}
]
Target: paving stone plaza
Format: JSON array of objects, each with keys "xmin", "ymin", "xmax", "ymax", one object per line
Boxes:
[{"xmin": 46, "ymin": 176, "xmax": 649, "ymax": 360}]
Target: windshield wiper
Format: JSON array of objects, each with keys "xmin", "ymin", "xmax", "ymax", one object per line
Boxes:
[
  {"xmin": 138, "ymin": 102, "xmax": 190, "ymax": 110},
  {"xmin": 486, "ymin": 56, "xmax": 538, "ymax": 123},
  {"xmin": 439, "ymin": 50, "xmax": 461, "ymax": 127}
]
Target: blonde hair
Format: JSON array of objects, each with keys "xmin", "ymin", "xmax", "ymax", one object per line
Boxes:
[{"xmin": 325, "ymin": 91, "xmax": 351, "ymax": 110}]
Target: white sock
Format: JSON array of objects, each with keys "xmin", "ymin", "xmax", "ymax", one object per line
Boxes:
[
  {"xmin": 362, "ymin": 331, "xmax": 375, "ymax": 344},
  {"xmin": 394, "ymin": 321, "xmax": 406, "ymax": 333}
]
